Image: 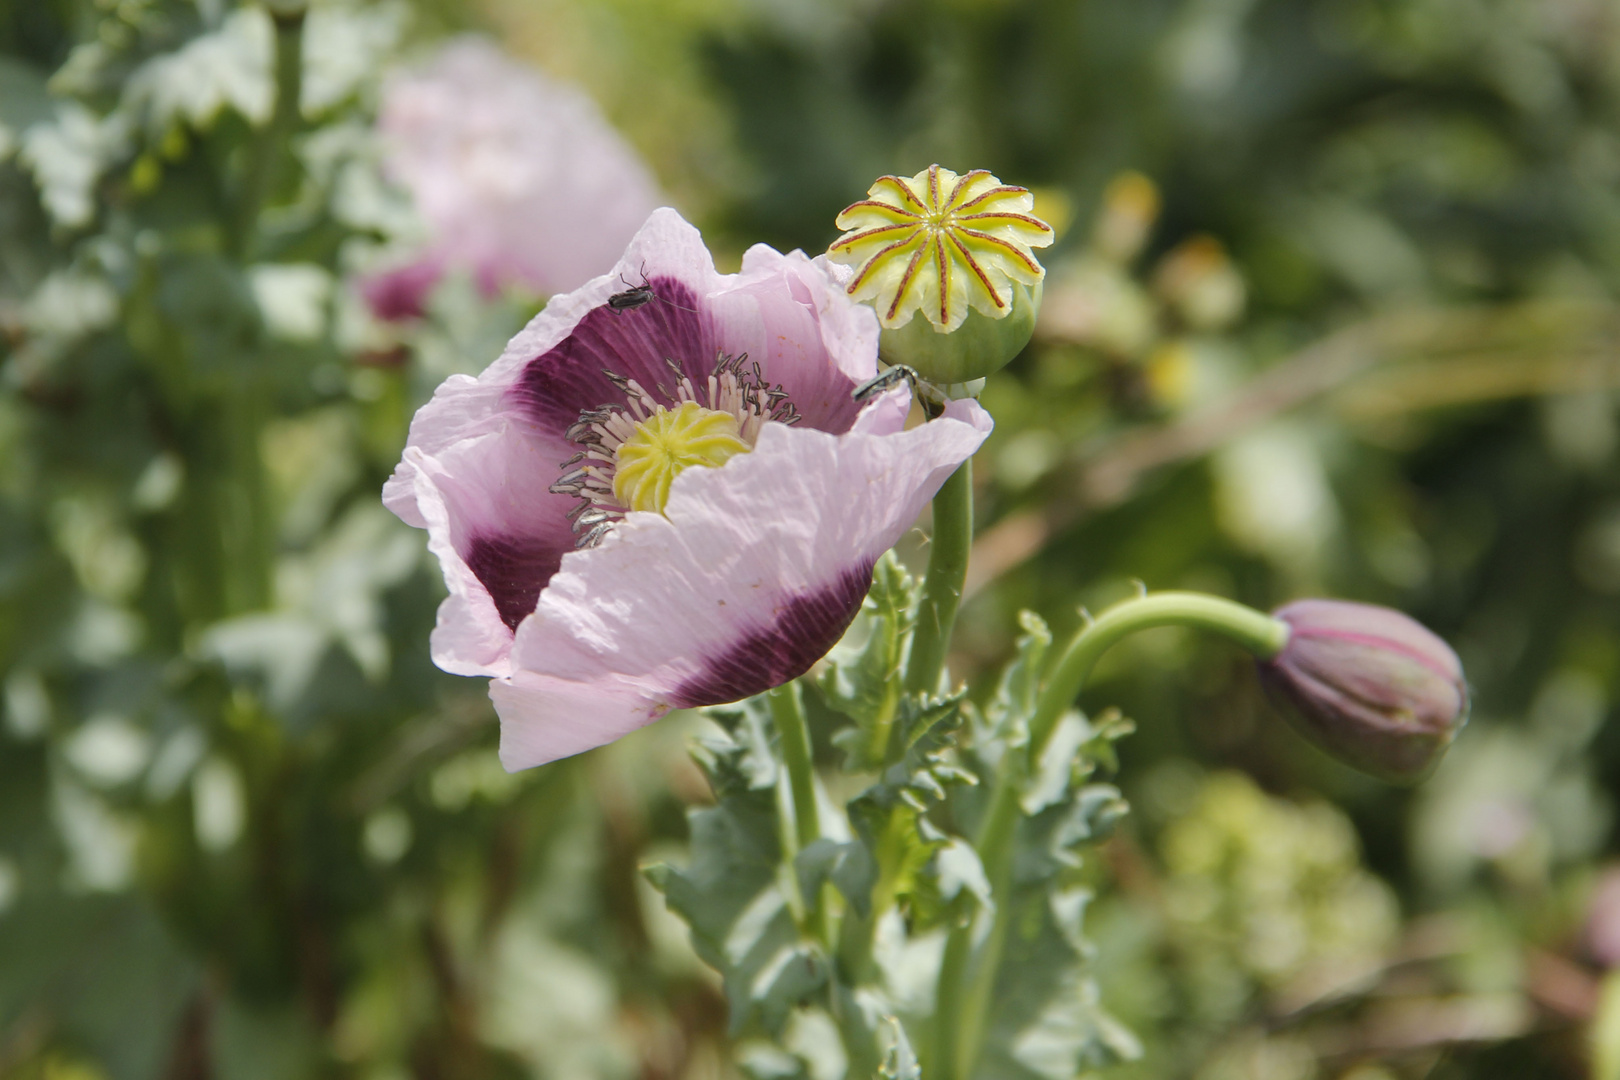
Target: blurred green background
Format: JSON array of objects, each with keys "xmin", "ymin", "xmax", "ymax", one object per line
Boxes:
[{"xmin": 3, "ymin": 0, "xmax": 1620, "ymax": 1078}]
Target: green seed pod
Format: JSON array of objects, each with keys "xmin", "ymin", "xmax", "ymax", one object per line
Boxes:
[{"xmin": 878, "ymin": 280, "xmax": 1042, "ymax": 383}]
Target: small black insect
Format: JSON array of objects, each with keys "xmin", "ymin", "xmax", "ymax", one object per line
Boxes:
[
  {"xmin": 607, "ymin": 275, "xmax": 655, "ymax": 312},
  {"xmin": 607, "ymin": 264, "xmax": 695, "ymax": 314},
  {"xmin": 852, "ymin": 364, "xmax": 920, "ymax": 402}
]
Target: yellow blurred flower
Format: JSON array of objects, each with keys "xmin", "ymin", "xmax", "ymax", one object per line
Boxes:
[
  {"xmin": 1154, "ymin": 234, "xmax": 1246, "ymax": 330},
  {"xmin": 1092, "ymin": 170, "xmax": 1160, "ymax": 263}
]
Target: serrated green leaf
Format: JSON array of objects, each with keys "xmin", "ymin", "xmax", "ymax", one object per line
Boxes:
[
  {"xmin": 1054, "ymin": 784, "xmax": 1129, "ymax": 851},
  {"xmin": 934, "ymin": 613, "xmax": 1142, "ymax": 1080},
  {"xmin": 894, "ymin": 689, "xmax": 966, "ymax": 758},
  {"xmin": 976, "ymin": 610, "xmax": 1052, "ymax": 755},
  {"xmin": 751, "ymin": 944, "xmax": 831, "ymax": 1034},
  {"xmin": 934, "ymin": 838, "xmax": 993, "ymax": 911},
  {"xmin": 792, "ymin": 837, "xmax": 843, "ymax": 890},
  {"xmin": 1020, "ymin": 706, "xmax": 1136, "ymax": 815},
  {"xmin": 827, "ymin": 845, "xmax": 881, "ymax": 920},
  {"xmin": 1020, "ymin": 710, "xmax": 1092, "ymax": 815},
  {"xmin": 1078, "ymin": 706, "xmax": 1136, "ymax": 775},
  {"xmin": 878, "ymin": 1016, "xmax": 921, "ymax": 1080},
  {"xmin": 649, "ymin": 698, "xmax": 827, "ymax": 1038},
  {"xmin": 1009, "ymin": 976, "xmax": 1143, "ymax": 1079},
  {"xmin": 819, "ymin": 553, "xmax": 916, "ymax": 770},
  {"xmin": 845, "ymin": 799, "xmax": 938, "ymax": 921},
  {"xmin": 1048, "ymin": 886, "xmax": 1094, "ymax": 955},
  {"xmin": 726, "ymin": 887, "xmax": 792, "ymax": 965},
  {"xmin": 840, "ymin": 690, "xmax": 974, "ymax": 921},
  {"xmin": 975, "ymin": 884, "xmax": 1141, "ymax": 1080},
  {"xmin": 693, "ymin": 700, "xmax": 779, "ymax": 794}
]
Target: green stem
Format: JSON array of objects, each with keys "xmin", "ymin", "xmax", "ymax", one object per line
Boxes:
[
  {"xmin": 904, "ymin": 459, "xmax": 973, "ymax": 699},
  {"xmin": 768, "ymin": 681, "xmax": 819, "ymax": 856},
  {"xmin": 835, "ymin": 904, "xmax": 876, "ymax": 985},
  {"xmin": 230, "ymin": 4, "xmax": 305, "ymax": 259},
  {"xmin": 1028, "ymin": 592, "xmax": 1289, "ymax": 755},
  {"xmin": 934, "ymin": 591, "xmax": 1289, "ymax": 1080},
  {"xmin": 864, "ymin": 678, "xmax": 902, "ymax": 769},
  {"xmin": 833, "ymin": 802, "xmax": 916, "ymax": 985},
  {"xmin": 931, "ymin": 907, "xmax": 975, "ymax": 1079},
  {"xmin": 846, "ymin": 457, "xmax": 971, "ymax": 1025},
  {"xmin": 767, "ymin": 681, "xmax": 835, "ymax": 951}
]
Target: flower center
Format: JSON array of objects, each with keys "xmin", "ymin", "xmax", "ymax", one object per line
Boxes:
[
  {"xmin": 550, "ymin": 352, "xmax": 799, "ymax": 547},
  {"xmin": 612, "ymin": 401, "xmax": 750, "ymax": 513}
]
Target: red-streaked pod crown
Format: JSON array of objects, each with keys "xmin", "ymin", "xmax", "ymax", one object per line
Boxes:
[
  {"xmin": 828, "ymin": 165, "xmax": 1053, "ymax": 383},
  {"xmin": 1258, "ymin": 599, "xmax": 1468, "ymax": 784}
]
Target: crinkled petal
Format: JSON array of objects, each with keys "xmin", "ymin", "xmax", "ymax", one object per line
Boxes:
[
  {"xmin": 509, "ymin": 270, "xmax": 717, "ymax": 422},
  {"xmin": 382, "ymin": 374, "xmax": 578, "ymax": 654},
  {"xmin": 380, "ymin": 211, "xmax": 721, "ymax": 646},
  {"xmin": 385, "ymin": 208, "xmax": 887, "ymax": 676},
  {"xmin": 388, "ymin": 420, "xmax": 579, "ymax": 676},
  {"xmin": 492, "ymin": 397, "xmax": 991, "ymax": 770},
  {"xmin": 708, "ymin": 245, "xmax": 875, "ymax": 432},
  {"xmin": 384, "ymin": 208, "xmax": 887, "ymax": 678}
]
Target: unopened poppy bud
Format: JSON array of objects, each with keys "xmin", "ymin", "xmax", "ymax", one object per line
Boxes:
[
  {"xmin": 1257, "ymin": 599, "xmax": 1468, "ymax": 784},
  {"xmin": 829, "ymin": 165, "xmax": 1053, "ymax": 384}
]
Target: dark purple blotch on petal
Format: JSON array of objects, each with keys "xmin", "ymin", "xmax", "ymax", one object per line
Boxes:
[
  {"xmin": 674, "ymin": 563, "xmax": 876, "ymax": 707},
  {"xmin": 508, "ymin": 276, "xmax": 717, "ymax": 435},
  {"xmin": 465, "ymin": 534, "xmax": 565, "ymax": 631}
]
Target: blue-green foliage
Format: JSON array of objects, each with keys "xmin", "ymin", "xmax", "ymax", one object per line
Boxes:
[
  {"xmin": 648, "ymin": 563, "xmax": 1141, "ymax": 1077},
  {"xmin": 645, "ymin": 699, "xmax": 822, "ymax": 1040}
]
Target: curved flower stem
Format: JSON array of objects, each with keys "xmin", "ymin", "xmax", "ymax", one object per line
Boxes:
[
  {"xmin": 1030, "ymin": 591, "xmax": 1289, "ymax": 750},
  {"xmin": 904, "ymin": 459, "xmax": 973, "ymax": 699},
  {"xmin": 934, "ymin": 592, "xmax": 1289, "ymax": 1080}
]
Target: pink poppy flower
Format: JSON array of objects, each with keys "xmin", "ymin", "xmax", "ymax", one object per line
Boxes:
[
  {"xmin": 384, "ymin": 209, "xmax": 991, "ymax": 769},
  {"xmin": 363, "ymin": 38, "xmax": 662, "ymax": 318}
]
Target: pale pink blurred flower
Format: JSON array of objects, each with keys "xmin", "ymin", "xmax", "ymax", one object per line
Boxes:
[
  {"xmin": 364, "ymin": 38, "xmax": 661, "ymax": 318},
  {"xmin": 384, "ymin": 210, "xmax": 991, "ymax": 769},
  {"xmin": 1588, "ymin": 866, "xmax": 1620, "ymax": 967}
]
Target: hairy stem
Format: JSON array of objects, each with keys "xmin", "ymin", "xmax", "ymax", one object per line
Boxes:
[
  {"xmin": 935, "ymin": 591, "xmax": 1290, "ymax": 1080},
  {"xmin": 904, "ymin": 459, "xmax": 973, "ymax": 699}
]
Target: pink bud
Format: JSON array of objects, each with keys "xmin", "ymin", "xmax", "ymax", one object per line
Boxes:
[
  {"xmin": 1258, "ymin": 599, "xmax": 1468, "ymax": 784},
  {"xmin": 359, "ymin": 259, "xmax": 444, "ymax": 323}
]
